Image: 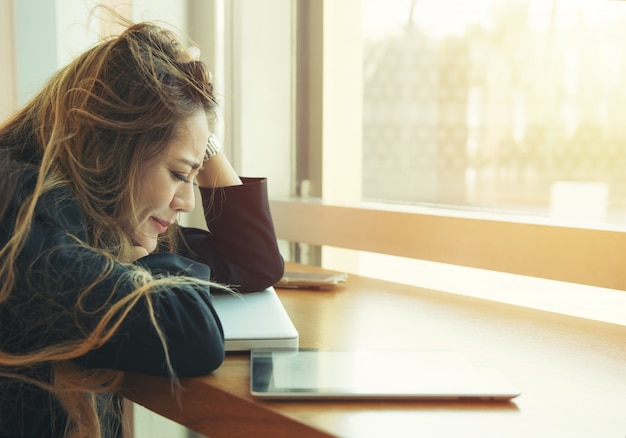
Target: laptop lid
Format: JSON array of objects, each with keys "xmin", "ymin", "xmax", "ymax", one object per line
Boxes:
[
  {"xmin": 250, "ymin": 349, "xmax": 520, "ymax": 401},
  {"xmin": 211, "ymin": 287, "xmax": 299, "ymax": 352}
]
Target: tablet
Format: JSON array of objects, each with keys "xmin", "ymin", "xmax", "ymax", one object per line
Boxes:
[{"xmin": 250, "ymin": 349, "xmax": 520, "ymax": 401}]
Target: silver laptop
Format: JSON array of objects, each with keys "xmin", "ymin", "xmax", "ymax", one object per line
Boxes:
[{"xmin": 211, "ymin": 287, "xmax": 299, "ymax": 352}]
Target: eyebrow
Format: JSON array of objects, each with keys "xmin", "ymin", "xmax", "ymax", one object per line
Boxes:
[{"xmin": 176, "ymin": 158, "xmax": 203, "ymax": 170}]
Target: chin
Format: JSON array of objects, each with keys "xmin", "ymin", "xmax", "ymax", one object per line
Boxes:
[{"xmin": 135, "ymin": 237, "xmax": 158, "ymax": 254}]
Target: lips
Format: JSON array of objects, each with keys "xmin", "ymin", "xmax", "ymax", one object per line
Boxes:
[{"xmin": 151, "ymin": 217, "xmax": 173, "ymax": 234}]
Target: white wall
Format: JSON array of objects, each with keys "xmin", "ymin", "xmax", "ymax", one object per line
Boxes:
[
  {"xmin": 0, "ymin": 0, "xmax": 16, "ymax": 120},
  {"xmin": 227, "ymin": 0, "xmax": 294, "ymax": 198}
]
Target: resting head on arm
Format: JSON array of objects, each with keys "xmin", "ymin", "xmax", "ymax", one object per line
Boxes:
[{"xmin": 0, "ymin": 20, "xmax": 231, "ymax": 437}]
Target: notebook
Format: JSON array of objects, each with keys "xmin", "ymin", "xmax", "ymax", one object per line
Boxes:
[
  {"xmin": 211, "ymin": 287, "xmax": 299, "ymax": 352},
  {"xmin": 250, "ymin": 349, "xmax": 520, "ymax": 401}
]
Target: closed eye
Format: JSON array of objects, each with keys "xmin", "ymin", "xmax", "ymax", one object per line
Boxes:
[{"xmin": 171, "ymin": 171, "xmax": 192, "ymax": 184}]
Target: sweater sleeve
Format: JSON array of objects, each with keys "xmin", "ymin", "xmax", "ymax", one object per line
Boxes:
[
  {"xmin": 73, "ymin": 253, "xmax": 226, "ymax": 377},
  {"xmin": 5, "ymin": 198, "xmax": 225, "ymax": 378},
  {"xmin": 178, "ymin": 177, "xmax": 284, "ymax": 292}
]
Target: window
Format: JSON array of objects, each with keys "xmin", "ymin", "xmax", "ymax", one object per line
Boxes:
[
  {"xmin": 359, "ymin": 0, "xmax": 626, "ymax": 224},
  {"xmin": 245, "ymin": 0, "xmax": 626, "ymax": 324}
]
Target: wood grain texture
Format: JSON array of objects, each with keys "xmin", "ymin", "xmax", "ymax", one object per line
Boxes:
[{"xmin": 121, "ymin": 263, "xmax": 626, "ymax": 437}]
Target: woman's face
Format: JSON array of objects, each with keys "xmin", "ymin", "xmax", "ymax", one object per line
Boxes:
[{"xmin": 129, "ymin": 111, "xmax": 209, "ymax": 254}]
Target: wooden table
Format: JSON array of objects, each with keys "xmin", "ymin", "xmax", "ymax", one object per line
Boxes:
[{"xmin": 121, "ymin": 263, "xmax": 626, "ymax": 437}]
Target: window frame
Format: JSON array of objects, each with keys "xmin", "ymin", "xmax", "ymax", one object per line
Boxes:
[
  {"xmin": 259, "ymin": 0, "xmax": 626, "ymax": 291},
  {"xmin": 269, "ymin": 199, "xmax": 626, "ymax": 290}
]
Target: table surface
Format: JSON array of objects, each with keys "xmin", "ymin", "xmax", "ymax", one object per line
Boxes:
[{"xmin": 121, "ymin": 263, "xmax": 626, "ymax": 438}]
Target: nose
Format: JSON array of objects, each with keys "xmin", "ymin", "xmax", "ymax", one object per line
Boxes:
[{"xmin": 171, "ymin": 182, "xmax": 196, "ymax": 213}]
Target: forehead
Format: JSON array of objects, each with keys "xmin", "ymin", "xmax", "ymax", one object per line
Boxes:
[{"xmin": 166, "ymin": 111, "xmax": 210, "ymax": 160}]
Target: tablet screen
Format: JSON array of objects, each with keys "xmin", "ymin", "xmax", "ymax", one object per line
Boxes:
[{"xmin": 250, "ymin": 349, "xmax": 519, "ymax": 401}]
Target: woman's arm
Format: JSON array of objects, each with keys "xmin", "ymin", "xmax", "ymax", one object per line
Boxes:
[
  {"xmin": 75, "ymin": 253, "xmax": 226, "ymax": 377},
  {"xmin": 179, "ymin": 177, "xmax": 285, "ymax": 292},
  {"xmin": 2, "ymin": 172, "xmax": 225, "ymax": 377},
  {"xmin": 180, "ymin": 144, "xmax": 284, "ymax": 291},
  {"xmin": 11, "ymin": 220, "xmax": 225, "ymax": 377},
  {"xmin": 196, "ymin": 150, "xmax": 242, "ymax": 188}
]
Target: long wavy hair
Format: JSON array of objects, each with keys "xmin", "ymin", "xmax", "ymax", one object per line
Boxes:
[{"xmin": 0, "ymin": 21, "xmax": 218, "ymax": 437}]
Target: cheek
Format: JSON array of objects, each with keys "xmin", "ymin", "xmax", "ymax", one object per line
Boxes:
[{"xmin": 136, "ymin": 172, "xmax": 175, "ymax": 210}]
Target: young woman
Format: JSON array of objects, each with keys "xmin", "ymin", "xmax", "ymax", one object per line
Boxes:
[{"xmin": 0, "ymin": 21, "xmax": 284, "ymax": 437}]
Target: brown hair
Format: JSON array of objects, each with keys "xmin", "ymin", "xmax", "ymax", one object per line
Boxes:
[{"xmin": 0, "ymin": 21, "xmax": 217, "ymax": 437}]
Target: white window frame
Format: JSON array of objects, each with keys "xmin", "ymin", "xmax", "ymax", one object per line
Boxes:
[{"xmin": 223, "ymin": 0, "xmax": 295, "ymax": 199}]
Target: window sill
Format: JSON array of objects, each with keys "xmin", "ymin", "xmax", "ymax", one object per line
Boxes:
[
  {"xmin": 352, "ymin": 253, "xmax": 626, "ymax": 327},
  {"xmin": 270, "ymin": 197, "xmax": 626, "ymax": 291}
]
